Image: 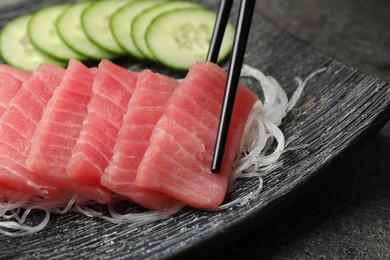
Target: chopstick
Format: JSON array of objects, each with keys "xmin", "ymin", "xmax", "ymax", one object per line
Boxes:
[
  {"xmin": 208, "ymin": 0, "xmax": 256, "ymax": 173},
  {"xmin": 206, "ymin": 0, "xmax": 234, "ymax": 62}
]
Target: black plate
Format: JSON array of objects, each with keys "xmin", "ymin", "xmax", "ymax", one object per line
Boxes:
[{"xmin": 0, "ymin": 1, "xmax": 389, "ymax": 259}]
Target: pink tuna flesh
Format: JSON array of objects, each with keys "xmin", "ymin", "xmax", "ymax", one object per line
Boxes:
[
  {"xmin": 0, "ymin": 64, "xmax": 64, "ymax": 199},
  {"xmin": 136, "ymin": 61, "xmax": 259, "ymax": 209},
  {"xmin": 101, "ymin": 70, "xmax": 179, "ymax": 211},
  {"xmin": 0, "ymin": 72, "xmax": 25, "ymax": 116},
  {"xmin": 26, "ymin": 60, "xmax": 110, "ymax": 204},
  {"xmin": 67, "ymin": 60, "xmax": 138, "ymax": 187},
  {"xmin": 0, "ymin": 64, "xmax": 31, "ymax": 81}
]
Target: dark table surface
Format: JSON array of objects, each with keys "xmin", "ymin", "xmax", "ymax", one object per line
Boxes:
[
  {"xmin": 0, "ymin": 1, "xmax": 388, "ymax": 259},
  {"xmin": 202, "ymin": 0, "xmax": 390, "ymax": 259}
]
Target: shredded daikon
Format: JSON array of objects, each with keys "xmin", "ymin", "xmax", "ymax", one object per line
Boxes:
[
  {"xmin": 213, "ymin": 65, "xmax": 326, "ymax": 210},
  {"xmin": 0, "ymin": 65, "xmax": 325, "ymax": 236}
]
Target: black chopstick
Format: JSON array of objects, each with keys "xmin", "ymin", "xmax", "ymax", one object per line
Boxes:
[
  {"xmin": 209, "ymin": 0, "xmax": 256, "ymax": 173},
  {"xmin": 207, "ymin": 0, "xmax": 233, "ymax": 63}
]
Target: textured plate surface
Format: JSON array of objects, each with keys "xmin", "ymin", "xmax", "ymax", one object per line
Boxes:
[{"xmin": 0, "ymin": 1, "xmax": 389, "ymax": 259}]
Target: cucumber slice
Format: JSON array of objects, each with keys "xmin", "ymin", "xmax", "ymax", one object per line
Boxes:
[
  {"xmin": 56, "ymin": 2, "xmax": 116, "ymax": 60},
  {"xmin": 132, "ymin": 1, "xmax": 200, "ymax": 60},
  {"xmin": 110, "ymin": 0, "xmax": 164, "ymax": 59},
  {"xmin": 146, "ymin": 7, "xmax": 235, "ymax": 70},
  {"xmin": 0, "ymin": 14, "xmax": 66, "ymax": 71},
  {"xmin": 81, "ymin": 0, "xmax": 134, "ymax": 54},
  {"xmin": 28, "ymin": 4, "xmax": 86, "ymax": 61}
]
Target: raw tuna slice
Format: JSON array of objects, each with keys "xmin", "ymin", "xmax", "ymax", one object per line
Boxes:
[
  {"xmin": 66, "ymin": 60, "xmax": 138, "ymax": 187},
  {"xmin": 136, "ymin": 61, "xmax": 259, "ymax": 209},
  {"xmin": 0, "ymin": 64, "xmax": 31, "ymax": 81},
  {"xmin": 101, "ymin": 70, "xmax": 179, "ymax": 211},
  {"xmin": 0, "ymin": 72, "xmax": 25, "ymax": 116},
  {"xmin": 0, "ymin": 182, "xmax": 27, "ymax": 201},
  {"xmin": 0, "ymin": 64, "xmax": 64, "ymax": 199},
  {"xmin": 26, "ymin": 59, "xmax": 110, "ymax": 204}
]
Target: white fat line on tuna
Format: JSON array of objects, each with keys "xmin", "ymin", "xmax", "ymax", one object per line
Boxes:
[
  {"xmin": 26, "ymin": 180, "xmax": 49, "ymax": 196},
  {"xmin": 0, "ymin": 65, "xmax": 325, "ymax": 236}
]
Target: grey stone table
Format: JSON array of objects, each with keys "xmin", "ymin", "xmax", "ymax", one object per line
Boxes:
[
  {"xmin": 0, "ymin": 1, "xmax": 388, "ymax": 259},
  {"xmin": 200, "ymin": 0, "xmax": 390, "ymax": 259}
]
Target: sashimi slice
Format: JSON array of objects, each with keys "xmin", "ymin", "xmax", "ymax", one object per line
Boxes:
[
  {"xmin": 136, "ymin": 61, "xmax": 259, "ymax": 209},
  {"xmin": 101, "ymin": 70, "xmax": 179, "ymax": 211},
  {"xmin": 0, "ymin": 64, "xmax": 31, "ymax": 81},
  {"xmin": 0, "ymin": 73, "xmax": 25, "ymax": 116},
  {"xmin": 0, "ymin": 182, "xmax": 27, "ymax": 201},
  {"xmin": 66, "ymin": 60, "xmax": 138, "ymax": 187},
  {"xmin": 26, "ymin": 59, "xmax": 111, "ymax": 204},
  {"xmin": 0, "ymin": 64, "xmax": 64, "ymax": 199}
]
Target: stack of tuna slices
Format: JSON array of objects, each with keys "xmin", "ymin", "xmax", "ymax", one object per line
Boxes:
[{"xmin": 0, "ymin": 59, "xmax": 258, "ymax": 211}]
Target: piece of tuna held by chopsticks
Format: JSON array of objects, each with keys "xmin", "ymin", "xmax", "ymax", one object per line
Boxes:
[{"xmin": 136, "ymin": 61, "xmax": 258, "ymax": 209}]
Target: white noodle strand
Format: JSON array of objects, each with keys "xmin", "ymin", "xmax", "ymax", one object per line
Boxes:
[
  {"xmin": 0, "ymin": 209, "xmax": 50, "ymax": 237},
  {"xmin": 215, "ymin": 65, "xmax": 325, "ymax": 210}
]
